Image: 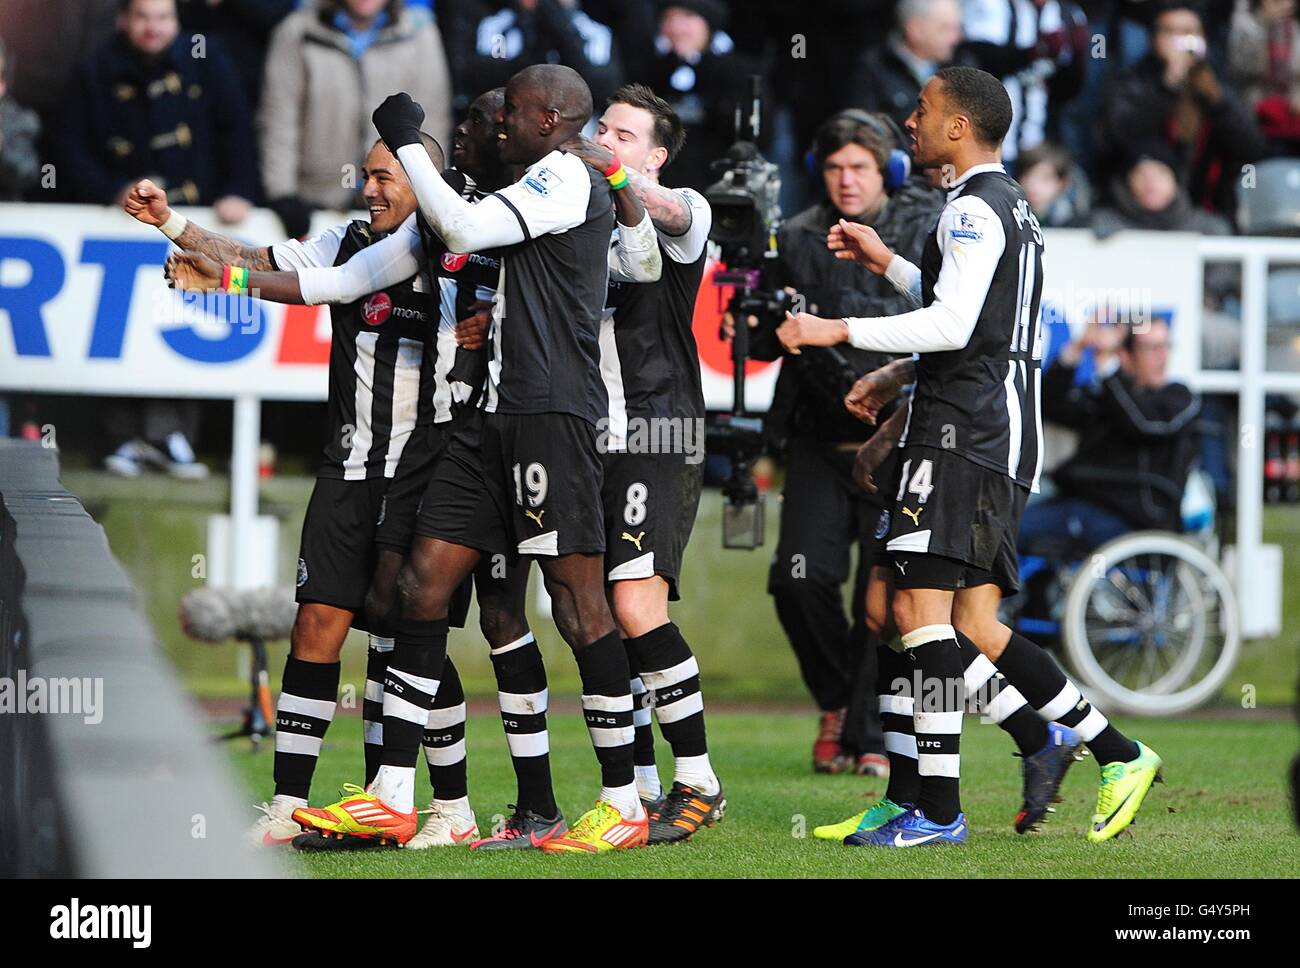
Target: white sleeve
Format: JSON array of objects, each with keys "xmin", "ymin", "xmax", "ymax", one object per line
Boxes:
[
  {"xmin": 269, "ymin": 223, "xmax": 349, "ymax": 271},
  {"xmin": 657, "ymin": 188, "xmax": 712, "ymax": 264},
  {"xmin": 844, "ymin": 194, "xmax": 1007, "ymax": 354},
  {"xmin": 490, "ymin": 151, "xmax": 592, "ymax": 239},
  {"xmin": 608, "ymin": 210, "xmax": 662, "ymax": 283},
  {"xmin": 395, "ymin": 142, "xmax": 528, "ymax": 251},
  {"xmin": 884, "ymin": 253, "xmax": 923, "ymax": 308},
  {"xmin": 295, "ymin": 215, "xmax": 423, "ymax": 305}
]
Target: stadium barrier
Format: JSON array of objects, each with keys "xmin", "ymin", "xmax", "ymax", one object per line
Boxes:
[{"xmin": 0, "ymin": 439, "xmax": 279, "ymax": 876}]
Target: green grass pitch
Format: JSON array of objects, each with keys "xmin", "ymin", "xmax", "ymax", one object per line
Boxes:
[{"xmin": 226, "ymin": 710, "xmax": 1299, "ymax": 878}]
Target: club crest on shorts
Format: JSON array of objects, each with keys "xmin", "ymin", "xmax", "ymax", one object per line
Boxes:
[
  {"xmin": 362, "ymin": 292, "xmax": 392, "ymax": 326},
  {"xmin": 441, "ymin": 251, "xmax": 468, "ymax": 272},
  {"xmin": 875, "ymin": 509, "xmax": 891, "ymax": 540},
  {"xmin": 297, "ymin": 557, "xmax": 309, "ymax": 587}
]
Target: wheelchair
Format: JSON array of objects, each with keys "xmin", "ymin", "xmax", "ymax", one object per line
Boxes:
[{"xmin": 1004, "ymin": 469, "xmax": 1241, "ymax": 716}]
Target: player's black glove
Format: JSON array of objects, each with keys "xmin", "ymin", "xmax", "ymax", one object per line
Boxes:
[{"xmin": 373, "ymin": 93, "xmax": 425, "ymax": 152}]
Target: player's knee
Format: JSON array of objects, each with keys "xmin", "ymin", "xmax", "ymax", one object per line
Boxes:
[
  {"xmin": 290, "ymin": 606, "xmax": 345, "ymax": 662},
  {"xmin": 478, "ymin": 597, "xmax": 528, "ymax": 647},
  {"xmin": 610, "ymin": 579, "xmax": 668, "ymax": 638},
  {"xmin": 396, "ymin": 561, "xmax": 438, "ymax": 620},
  {"xmin": 957, "ymin": 616, "xmax": 1011, "ymax": 659}
]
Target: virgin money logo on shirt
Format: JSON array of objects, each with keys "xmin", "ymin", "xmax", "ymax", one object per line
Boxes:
[
  {"xmin": 362, "ymin": 292, "xmax": 392, "ymax": 326},
  {"xmin": 442, "ymin": 252, "xmax": 469, "ymax": 272}
]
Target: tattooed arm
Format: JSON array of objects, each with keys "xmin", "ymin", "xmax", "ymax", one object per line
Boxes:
[
  {"xmin": 571, "ymin": 138, "xmax": 695, "ymax": 237},
  {"xmin": 123, "ymin": 178, "xmax": 273, "ymax": 269}
]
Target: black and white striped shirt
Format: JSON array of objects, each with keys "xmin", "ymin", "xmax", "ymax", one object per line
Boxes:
[
  {"xmin": 272, "ymin": 221, "xmax": 431, "ymax": 481},
  {"xmin": 848, "ymin": 162, "xmax": 1045, "ymax": 490}
]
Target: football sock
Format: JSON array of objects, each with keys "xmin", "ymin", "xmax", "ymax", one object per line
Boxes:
[
  {"xmin": 489, "ymin": 632, "xmax": 558, "ymax": 818},
  {"xmin": 629, "ymin": 622, "xmax": 718, "ymax": 796},
  {"xmin": 363, "ymin": 635, "xmax": 393, "ymax": 787},
  {"xmin": 995, "ymin": 632, "xmax": 1140, "ymax": 765},
  {"xmin": 878, "ymin": 641, "xmax": 919, "ymax": 806},
  {"xmin": 627, "ymin": 636, "xmax": 660, "ymax": 797},
  {"xmin": 954, "ymin": 630, "xmax": 1046, "ymax": 756},
  {"xmin": 423, "ymin": 654, "xmax": 467, "ymax": 801},
  {"xmin": 273, "ymin": 655, "xmax": 339, "ymax": 801},
  {"xmin": 576, "ymin": 630, "xmax": 641, "ymax": 818},
  {"xmin": 373, "ymin": 618, "xmax": 447, "ymax": 814},
  {"xmin": 905, "ymin": 624, "xmax": 964, "ymax": 825}
]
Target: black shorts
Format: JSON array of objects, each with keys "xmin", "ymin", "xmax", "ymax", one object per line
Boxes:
[
  {"xmin": 884, "ymin": 445, "xmax": 1029, "ymax": 596},
  {"xmin": 480, "ymin": 411, "xmax": 606, "ymax": 558},
  {"xmin": 413, "ymin": 411, "xmax": 508, "ymax": 556},
  {"xmin": 601, "ymin": 449, "xmax": 703, "ymax": 600},
  {"xmin": 374, "ymin": 422, "xmax": 453, "ymax": 554},
  {"xmin": 296, "ymin": 476, "xmax": 388, "ymax": 620}
]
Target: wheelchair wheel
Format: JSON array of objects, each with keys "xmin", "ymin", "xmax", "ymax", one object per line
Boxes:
[{"xmin": 1060, "ymin": 531, "xmax": 1240, "ymax": 716}]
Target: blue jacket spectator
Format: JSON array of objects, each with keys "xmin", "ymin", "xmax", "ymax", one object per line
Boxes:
[{"xmin": 54, "ymin": 0, "xmax": 256, "ymax": 220}]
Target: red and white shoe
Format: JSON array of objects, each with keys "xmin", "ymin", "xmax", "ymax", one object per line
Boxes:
[
  {"xmin": 406, "ymin": 800, "xmax": 479, "ymax": 849},
  {"xmin": 247, "ymin": 797, "xmax": 304, "ymax": 848},
  {"xmin": 292, "ymin": 783, "xmax": 418, "ymax": 846}
]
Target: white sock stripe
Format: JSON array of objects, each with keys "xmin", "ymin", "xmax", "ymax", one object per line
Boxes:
[
  {"xmin": 490, "ymin": 631, "xmax": 536, "ymax": 655},
  {"xmin": 426, "ymin": 702, "xmax": 466, "ymax": 729},
  {"xmin": 884, "ymin": 732, "xmax": 918, "ymax": 759},
  {"xmin": 275, "ymin": 732, "xmax": 323, "ymax": 756},
  {"xmin": 914, "ymin": 710, "xmax": 964, "ymax": 735},
  {"xmin": 878, "ymin": 693, "xmax": 914, "ymax": 716},
  {"xmin": 654, "ymin": 691, "xmax": 704, "ymax": 724},
  {"xmin": 368, "ymin": 635, "xmax": 395, "ymax": 653},
  {"xmin": 581, "ymin": 693, "xmax": 633, "ymax": 713},
  {"xmin": 363, "ymin": 721, "xmax": 383, "ymax": 745},
  {"xmin": 277, "ymin": 693, "xmax": 337, "ymax": 721},
  {"xmin": 423, "ymin": 739, "xmax": 467, "ymax": 765},
  {"xmin": 1039, "ymin": 681, "xmax": 1082, "ymax": 721},
  {"xmin": 982, "ymin": 684, "xmax": 1027, "ymax": 723},
  {"xmin": 633, "ymin": 706, "xmax": 653, "ymax": 727},
  {"xmin": 918, "ymin": 753, "xmax": 961, "ymax": 777},
  {"xmin": 963, "ymin": 654, "xmax": 997, "ymax": 695},
  {"xmin": 639, "ymin": 655, "xmax": 699, "ymax": 690},
  {"xmin": 387, "ymin": 666, "xmax": 441, "ymax": 697},
  {"xmin": 497, "ymin": 689, "xmax": 548, "ymax": 715},
  {"xmin": 505, "ymin": 731, "xmax": 550, "ymax": 757},
  {"xmin": 588, "ymin": 725, "xmax": 636, "ymax": 748},
  {"xmin": 1075, "ymin": 705, "xmax": 1109, "ymax": 741},
  {"xmin": 383, "ymin": 691, "xmax": 433, "ymax": 726},
  {"xmin": 901, "ymin": 623, "xmax": 956, "ymax": 649},
  {"xmin": 364, "ymin": 679, "xmax": 384, "ymax": 703}
]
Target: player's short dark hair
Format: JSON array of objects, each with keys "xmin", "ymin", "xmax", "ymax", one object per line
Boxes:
[
  {"xmin": 370, "ymin": 132, "xmax": 443, "ymax": 170},
  {"xmin": 812, "ymin": 111, "xmax": 896, "ymax": 175},
  {"xmin": 934, "ymin": 66, "xmax": 1013, "ymax": 149},
  {"xmin": 607, "ymin": 83, "xmax": 686, "ymax": 166}
]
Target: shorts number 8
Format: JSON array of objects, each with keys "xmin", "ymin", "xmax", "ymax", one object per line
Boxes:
[{"xmin": 624, "ymin": 482, "xmax": 648, "ymax": 526}]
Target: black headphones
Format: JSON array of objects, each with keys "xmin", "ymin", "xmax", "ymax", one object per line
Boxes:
[{"xmin": 805, "ymin": 109, "xmax": 912, "ymax": 191}]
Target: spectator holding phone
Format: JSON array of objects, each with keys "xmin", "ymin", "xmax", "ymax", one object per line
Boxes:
[{"xmin": 1100, "ymin": 0, "xmax": 1267, "ymax": 220}]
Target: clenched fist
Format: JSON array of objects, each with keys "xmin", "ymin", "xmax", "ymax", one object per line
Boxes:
[{"xmin": 124, "ymin": 178, "xmax": 171, "ymax": 227}]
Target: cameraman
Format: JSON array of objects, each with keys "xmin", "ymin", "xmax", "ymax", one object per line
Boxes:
[{"xmin": 726, "ymin": 110, "xmax": 943, "ymax": 774}]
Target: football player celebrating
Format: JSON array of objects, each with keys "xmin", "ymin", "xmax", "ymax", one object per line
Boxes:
[
  {"xmin": 779, "ymin": 67, "xmax": 1162, "ymax": 846},
  {"xmin": 569, "ymin": 83, "xmax": 725, "ymax": 843},
  {"xmin": 132, "ymin": 134, "xmax": 485, "ymax": 848}
]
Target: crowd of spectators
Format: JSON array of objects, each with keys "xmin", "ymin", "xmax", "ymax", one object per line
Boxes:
[{"xmin": 0, "ymin": 0, "xmax": 1296, "ymax": 240}]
